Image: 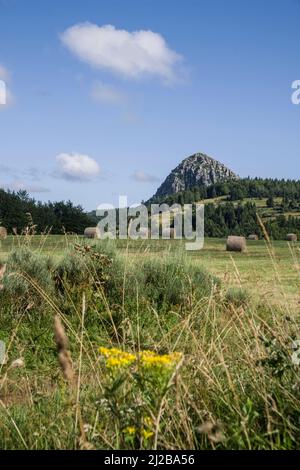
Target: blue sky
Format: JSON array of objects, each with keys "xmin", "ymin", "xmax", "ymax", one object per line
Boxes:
[{"xmin": 0, "ymin": 0, "xmax": 299, "ymax": 210}]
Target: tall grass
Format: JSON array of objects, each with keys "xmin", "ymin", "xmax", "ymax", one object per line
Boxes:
[{"xmin": 0, "ymin": 236, "xmax": 299, "ymax": 449}]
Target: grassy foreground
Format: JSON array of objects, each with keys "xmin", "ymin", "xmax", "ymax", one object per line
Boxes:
[{"xmin": 0, "ymin": 235, "xmax": 300, "ymax": 450}]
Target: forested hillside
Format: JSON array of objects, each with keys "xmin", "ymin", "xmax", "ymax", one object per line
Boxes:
[
  {"xmin": 149, "ymin": 177, "xmax": 300, "ymax": 240},
  {"xmin": 149, "ymin": 177, "xmax": 300, "ymax": 205},
  {"xmin": 191, "ymin": 202, "xmax": 300, "ymax": 239}
]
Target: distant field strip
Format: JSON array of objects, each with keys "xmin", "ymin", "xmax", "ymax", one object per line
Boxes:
[{"xmin": 1, "ymin": 235, "xmax": 299, "ymax": 308}]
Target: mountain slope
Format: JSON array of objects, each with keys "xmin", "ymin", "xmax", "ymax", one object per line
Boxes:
[{"xmin": 150, "ymin": 153, "xmax": 238, "ymax": 201}]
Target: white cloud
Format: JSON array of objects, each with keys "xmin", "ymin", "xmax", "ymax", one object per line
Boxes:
[
  {"xmin": 0, "ymin": 64, "xmax": 13, "ymax": 107},
  {"xmin": 60, "ymin": 23, "xmax": 182, "ymax": 83},
  {"xmin": 0, "ymin": 82, "xmax": 5, "ymax": 105},
  {"xmin": 90, "ymin": 81, "xmax": 126, "ymax": 104},
  {"xmin": 132, "ymin": 170, "xmax": 160, "ymax": 183},
  {"xmin": 55, "ymin": 153, "xmax": 100, "ymax": 182}
]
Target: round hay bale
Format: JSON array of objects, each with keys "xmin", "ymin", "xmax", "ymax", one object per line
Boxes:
[
  {"xmin": 226, "ymin": 235, "xmax": 246, "ymax": 252},
  {"xmin": 84, "ymin": 227, "xmax": 101, "ymax": 239},
  {"xmin": 248, "ymin": 234, "xmax": 258, "ymax": 241},
  {"xmin": 0, "ymin": 227, "xmax": 7, "ymax": 240},
  {"xmin": 286, "ymin": 233, "xmax": 297, "ymax": 242}
]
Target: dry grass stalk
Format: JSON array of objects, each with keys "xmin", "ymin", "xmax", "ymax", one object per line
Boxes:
[
  {"xmin": 75, "ymin": 294, "xmax": 86, "ymax": 449},
  {"xmin": 154, "ymin": 355, "xmax": 184, "ymax": 450},
  {"xmin": 0, "ymin": 226, "xmax": 7, "ymax": 240},
  {"xmin": 256, "ymin": 213, "xmax": 270, "ymax": 243},
  {"xmin": 256, "ymin": 213, "xmax": 290, "ymax": 309},
  {"xmin": 54, "ymin": 313, "xmax": 92, "ymax": 450},
  {"xmin": 0, "ymin": 399, "xmax": 28, "ymax": 449},
  {"xmin": 54, "ymin": 315, "xmax": 75, "ymax": 386},
  {"xmin": 0, "ymin": 263, "xmax": 6, "ymax": 290}
]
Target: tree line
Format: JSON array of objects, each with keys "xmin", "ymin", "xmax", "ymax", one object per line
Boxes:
[
  {"xmin": 149, "ymin": 177, "xmax": 300, "ymax": 206},
  {"xmin": 1, "ymin": 177, "xmax": 300, "ymax": 240},
  {"xmin": 0, "ymin": 189, "xmax": 93, "ymax": 234}
]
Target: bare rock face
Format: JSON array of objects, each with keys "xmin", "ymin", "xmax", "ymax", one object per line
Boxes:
[{"xmin": 151, "ymin": 153, "xmax": 238, "ymax": 199}]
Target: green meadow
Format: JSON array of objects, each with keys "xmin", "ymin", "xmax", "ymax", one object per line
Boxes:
[{"xmin": 1, "ymin": 235, "xmax": 298, "ymax": 306}]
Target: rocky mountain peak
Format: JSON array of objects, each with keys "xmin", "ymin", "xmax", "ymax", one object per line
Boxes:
[{"xmin": 150, "ymin": 152, "xmax": 238, "ymax": 200}]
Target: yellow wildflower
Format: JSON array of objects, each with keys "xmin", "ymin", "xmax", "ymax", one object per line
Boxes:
[
  {"xmin": 123, "ymin": 426, "xmax": 136, "ymax": 435},
  {"xmin": 139, "ymin": 351, "xmax": 182, "ymax": 369},
  {"xmin": 142, "ymin": 429, "xmax": 154, "ymax": 439},
  {"xmin": 99, "ymin": 347, "xmax": 136, "ymax": 369},
  {"xmin": 99, "ymin": 347, "xmax": 182, "ymax": 370},
  {"xmin": 99, "ymin": 347, "xmax": 112, "ymax": 357},
  {"xmin": 106, "ymin": 356, "xmax": 135, "ymax": 369},
  {"xmin": 143, "ymin": 416, "xmax": 153, "ymax": 427}
]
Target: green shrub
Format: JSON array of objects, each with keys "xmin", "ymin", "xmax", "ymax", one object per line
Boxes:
[
  {"xmin": 53, "ymin": 243, "xmax": 115, "ymax": 292},
  {"xmin": 133, "ymin": 255, "xmax": 219, "ymax": 311},
  {"xmin": 0, "ymin": 247, "xmax": 54, "ymax": 311},
  {"xmin": 225, "ymin": 287, "xmax": 250, "ymax": 307}
]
